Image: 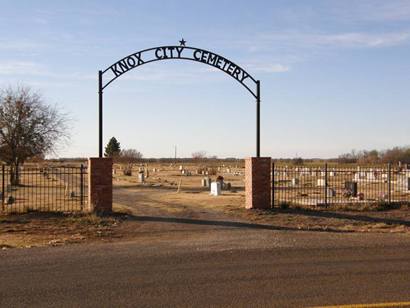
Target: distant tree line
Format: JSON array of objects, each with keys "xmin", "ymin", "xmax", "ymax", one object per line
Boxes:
[{"xmin": 337, "ymin": 147, "xmax": 410, "ymax": 164}]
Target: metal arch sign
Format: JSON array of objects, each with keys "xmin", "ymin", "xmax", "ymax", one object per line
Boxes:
[
  {"xmin": 98, "ymin": 40, "xmax": 261, "ymax": 158},
  {"xmin": 102, "ymin": 45, "xmax": 258, "ymax": 98}
]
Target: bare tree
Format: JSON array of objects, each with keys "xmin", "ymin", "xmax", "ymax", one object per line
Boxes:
[
  {"xmin": 0, "ymin": 86, "xmax": 69, "ymax": 184},
  {"xmin": 117, "ymin": 149, "xmax": 143, "ymax": 176},
  {"xmin": 192, "ymin": 151, "xmax": 207, "ymax": 160},
  {"xmin": 118, "ymin": 148, "xmax": 143, "ymax": 163}
]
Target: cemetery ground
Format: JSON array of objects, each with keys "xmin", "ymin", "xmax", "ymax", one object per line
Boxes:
[{"xmin": 1, "ymin": 162, "xmax": 409, "ymax": 249}]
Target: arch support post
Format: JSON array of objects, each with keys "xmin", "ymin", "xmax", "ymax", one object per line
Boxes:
[
  {"xmin": 245, "ymin": 157, "xmax": 271, "ymax": 209},
  {"xmin": 98, "ymin": 70, "xmax": 103, "ymax": 158},
  {"xmin": 256, "ymin": 80, "xmax": 260, "ymax": 158},
  {"xmin": 87, "ymin": 157, "xmax": 113, "ymax": 213}
]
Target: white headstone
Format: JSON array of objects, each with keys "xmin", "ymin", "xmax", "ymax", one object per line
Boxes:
[
  {"xmin": 397, "ymin": 176, "xmax": 410, "ymax": 191},
  {"xmin": 210, "ymin": 182, "xmax": 221, "ymax": 196},
  {"xmin": 367, "ymin": 172, "xmax": 376, "ymax": 181},
  {"xmin": 317, "ymin": 179, "xmax": 326, "ymax": 187},
  {"xmin": 292, "ymin": 178, "xmax": 299, "ymax": 186}
]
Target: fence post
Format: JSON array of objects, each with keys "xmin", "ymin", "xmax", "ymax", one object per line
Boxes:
[
  {"xmin": 271, "ymin": 162, "xmax": 275, "ymax": 208},
  {"xmin": 80, "ymin": 164, "xmax": 84, "ymax": 207},
  {"xmin": 324, "ymin": 163, "xmax": 328, "ymax": 207},
  {"xmin": 388, "ymin": 163, "xmax": 391, "ymax": 204},
  {"xmin": 1, "ymin": 165, "xmax": 4, "ymax": 210}
]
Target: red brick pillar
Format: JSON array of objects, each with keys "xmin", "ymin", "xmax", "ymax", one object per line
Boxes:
[
  {"xmin": 87, "ymin": 157, "xmax": 112, "ymax": 213},
  {"xmin": 245, "ymin": 157, "xmax": 271, "ymax": 209}
]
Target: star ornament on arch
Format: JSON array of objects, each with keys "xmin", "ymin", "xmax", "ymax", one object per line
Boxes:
[{"xmin": 179, "ymin": 38, "xmax": 186, "ymax": 46}]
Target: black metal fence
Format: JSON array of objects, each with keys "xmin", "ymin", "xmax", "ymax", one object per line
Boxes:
[
  {"xmin": 1, "ymin": 165, "xmax": 87, "ymax": 214},
  {"xmin": 272, "ymin": 163, "xmax": 410, "ymax": 207}
]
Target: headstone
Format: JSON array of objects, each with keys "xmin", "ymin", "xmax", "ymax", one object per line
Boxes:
[
  {"xmin": 367, "ymin": 172, "xmax": 376, "ymax": 181},
  {"xmin": 317, "ymin": 179, "xmax": 326, "ymax": 187},
  {"xmin": 182, "ymin": 170, "xmax": 191, "ymax": 176},
  {"xmin": 210, "ymin": 182, "xmax": 221, "ymax": 196},
  {"xmin": 380, "ymin": 193, "xmax": 388, "ymax": 200},
  {"xmin": 397, "ymin": 175, "xmax": 410, "ymax": 191},
  {"xmin": 216, "ymin": 175, "xmax": 224, "ymax": 187},
  {"xmin": 344, "ymin": 181, "xmax": 358, "ymax": 197},
  {"xmin": 326, "ymin": 187, "xmax": 336, "ymax": 197},
  {"xmin": 179, "ymin": 165, "xmax": 183, "ymax": 171},
  {"xmin": 138, "ymin": 171, "xmax": 145, "ymax": 183},
  {"xmin": 291, "ymin": 178, "xmax": 299, "ymax": 186},
  {"xmin": 201, "ymin": 177, "xmax": 211, "ymax": 187}
]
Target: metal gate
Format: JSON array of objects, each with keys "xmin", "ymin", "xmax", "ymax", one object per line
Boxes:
[{"xmin": 1, "ymin": 165, "xmax": 87, "ymax": 213}]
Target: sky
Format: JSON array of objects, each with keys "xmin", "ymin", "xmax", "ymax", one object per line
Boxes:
[{"xmin": 0, "ymin": 0, "xmax": 409, "ymax": 159}]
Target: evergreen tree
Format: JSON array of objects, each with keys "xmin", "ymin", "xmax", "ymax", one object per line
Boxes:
[{"xmin": 104, "ymin": 137, "xmax": 121, "ymax": 157}]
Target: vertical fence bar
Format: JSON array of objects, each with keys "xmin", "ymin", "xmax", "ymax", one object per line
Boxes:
[
  {"xmin": 324, "ymin": 163, "xmax": 328, "ymax": 207},
  {"xmin": 1, "ymin": 165, "xmax": 4, "ymax": 210},
  {"xmin": 388, "ymin": 163, "xmax": 392, "ymax": 204},
  {"xmin": 271, "ymin": 162, "xmax": 275, "ymax": 208},
  {"xmin": 80, "ymin": 164, "xmax": 84, "ymax": 208}
]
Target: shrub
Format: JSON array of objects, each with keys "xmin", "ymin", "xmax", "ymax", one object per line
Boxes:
[{"xmin": 279, "ymin": 201, "xmax": 291, "ymax": 210}]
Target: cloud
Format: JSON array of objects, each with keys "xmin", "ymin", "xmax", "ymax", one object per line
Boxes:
[
  {"xmin": 307, "ymin": 32, "xmax": 410, "ymax": 48},
  {"xmin": 245, "ymin": 63, "xmax": 290, "ymax": 73},
  {"xmin": 225, "ymin": 29, "xmax": 410, "ymax": 71},
  {"xmin": 259, "ymin": 30, "xmax": 410, "ymax": 49},
  {"xmin": 328, "ymin": 1, "xmax": 410, "ymax": 22},
  {"xmin": 0, "ymin": 61, "xmax": 46, "ymax": 75},
  {"xmin": 0, "ymin": 61, "xmax": 97, "ymax": 86},
  {"xmin": 0, "ymin": 40, "xmax": 45, "ymax": 52}
]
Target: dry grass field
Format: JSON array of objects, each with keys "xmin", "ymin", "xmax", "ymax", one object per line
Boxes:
[
  {"xmin": 111, "ymin": 162, "xmax": 409, "ymax": 231},
  {"xmin": 1, "ymin": 160, "xmax": 409, "ymax": 249}
]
